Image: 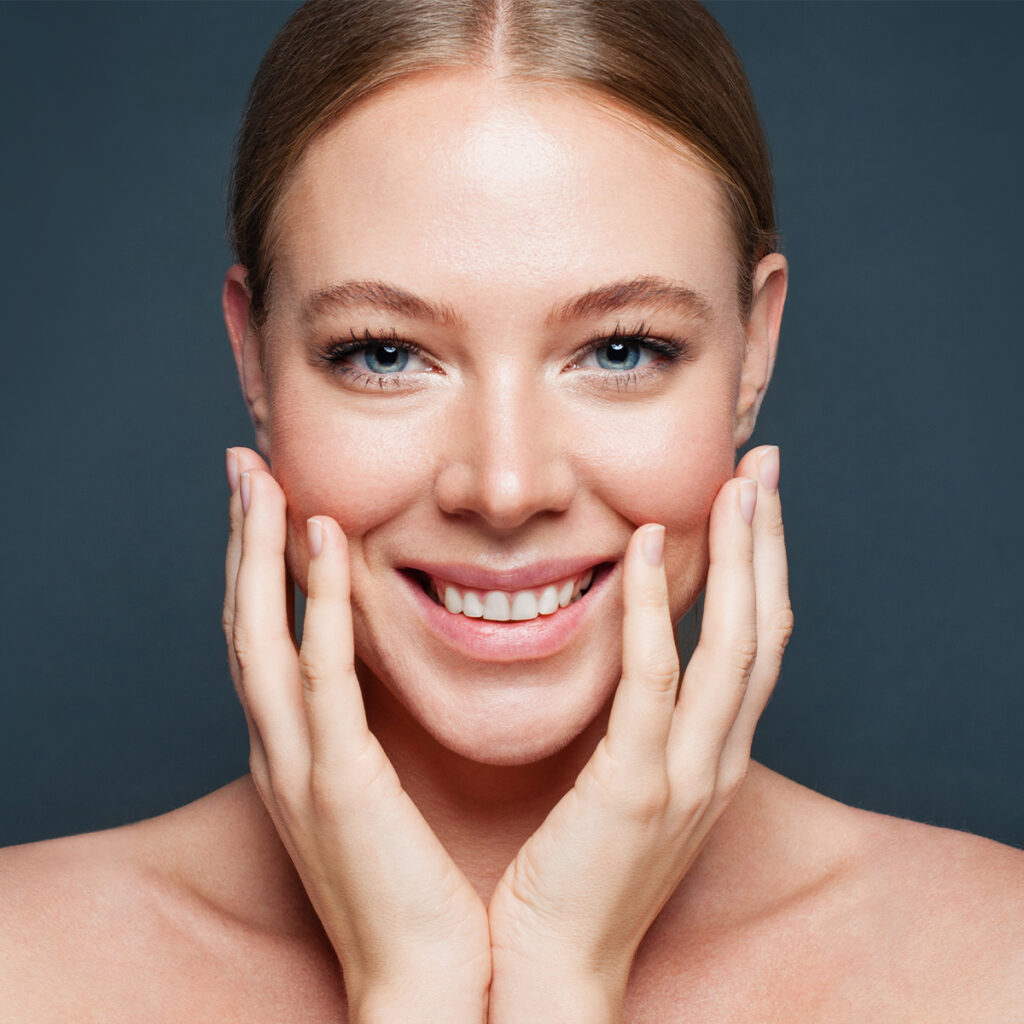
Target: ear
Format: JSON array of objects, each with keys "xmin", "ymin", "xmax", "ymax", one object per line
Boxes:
[
  {"xmin": 222, "ymin": 264, "xmax": 271, "ymax": 455},
  {"xmin": 733, "ymin": 252, "xmax": 788, "ymax": 448}
]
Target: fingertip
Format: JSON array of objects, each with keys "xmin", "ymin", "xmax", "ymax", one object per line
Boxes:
[
  {"xmin": 757, "ymin": 445, "xmax": 780, "ymax": 493},
  {"xmin": 240, "ymin": 471, "xmax": 252, "ymax": 515},
  {"xmin": 226, "ymin": 448, "xmax": 240, "ymax": 495},
  {"xmin": 307, "ymin": 517, "xmax": 324, "ymax": 559},
  {"xmin": 641, "ymin": 523, "xmax": 665, "ymax": 568},
  {"xmin": 304, "ymin": 516, "xmax": 350, "ymax": 595},
  {"xmin": 738, "ymin": 478, "xmax": 757, "ymax": 525}
]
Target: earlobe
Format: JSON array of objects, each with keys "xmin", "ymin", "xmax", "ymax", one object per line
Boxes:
[
  {"xmin": 222, "ymin": 264, "xmax": 271, "ymax": 455},
  {"xmin": 733, "ymin": 253, "xmax": 788, "ymax": 447}
]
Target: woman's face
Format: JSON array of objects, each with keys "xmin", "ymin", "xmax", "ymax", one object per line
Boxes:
[{"xmin": 230, "ymin": 69, "xmax": 781, "ymax": 765}]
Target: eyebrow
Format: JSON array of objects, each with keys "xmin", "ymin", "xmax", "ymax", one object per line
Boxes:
[
  {"xmin": 299, "ymin": 274, "xmax": 712, "ymax": 328},
  {"xmin": 544, "ymin": 276, "xmax": 713, "ymax": 325},
  {"xmin": 301, "ymin": 280, "xmax": 463, "ymax": 327}
]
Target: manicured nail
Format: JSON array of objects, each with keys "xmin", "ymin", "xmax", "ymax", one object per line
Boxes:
[
  {"xmin": 758, "ymin": 446, "xmax": 780, "ymax": 493},
  {"xmin": 739, "ymin": 479, "xmax": 757, "ymax": 524},
  {"xmin": 642, "ymin": 524, "xmax": 665, "ymax": 567},
  {"xmin": 307, "ymin": 518, "xmax": 323, "ymax": 559},
  {"xmin": 226, "ymin": 448, "xmax": 240, "ymax": 495},
  {"xmin": 240, "ymin": 472, "xmax": 252, "ymax": 515}
]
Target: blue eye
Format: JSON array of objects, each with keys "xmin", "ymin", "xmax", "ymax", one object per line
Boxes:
[
  {"xmin": 594, "ymin": 339, "xmax": 643, "ymax": 371},
  {"xmin": 319, "ymin": 329, "xmax": 432, "ymax": 386},
  {"xmin": 362, "ymin": 344, "xmax": 409, "ymax": 373}
]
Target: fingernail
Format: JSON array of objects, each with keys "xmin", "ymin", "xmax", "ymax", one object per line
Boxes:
[
  {"xmin": 307, "ymin": 518, "xmax": 323, "ymax": 559},
  {"xmin": 739, "ymin": 479, "xmax": 757, "ymax": 525},
  {"xmin": 226, "ymin": 448, "xmax": 240, "ymax": 495},
  {"xmin": 758, "ymin": 446, "xmax": 780, "ymax": 493},
  {"xmin": 642, "ymin": 524, "xmax": 665, "ymax": 567},
  {"xmin": 240, "ymin": 472, "xmax": 252, "ymax": 515}
]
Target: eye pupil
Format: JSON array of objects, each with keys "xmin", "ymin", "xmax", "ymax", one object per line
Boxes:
[
  {"xmin": 596, "ymin": 339, "xmax": 641, "ymax": 371},
  {"xmin": 365, "ymin": 344, "xmax": 409, "ymax": 373}
]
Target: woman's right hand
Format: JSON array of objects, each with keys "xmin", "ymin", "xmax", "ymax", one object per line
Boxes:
[{"xmin": 222, "ymin": 447, "xmax": 491, "ymax": 1024}]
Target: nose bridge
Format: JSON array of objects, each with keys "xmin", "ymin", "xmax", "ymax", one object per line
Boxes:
[{"xmin": 434, "ymin": 361, "xmax": 575, "ymax": 528}]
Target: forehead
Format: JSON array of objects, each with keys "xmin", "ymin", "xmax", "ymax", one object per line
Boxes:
[{"xmin": 270, "ymin": 68, "xmax": 738, "ymax": 322}]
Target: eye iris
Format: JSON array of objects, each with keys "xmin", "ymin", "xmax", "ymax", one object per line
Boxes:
[
  {"xmin": 596, "ymin": 340, "xmax": 641, "ymax": 371},
  {"xmin": 364, "ymin": 345, "xmax": 408, "ymax": 373}
]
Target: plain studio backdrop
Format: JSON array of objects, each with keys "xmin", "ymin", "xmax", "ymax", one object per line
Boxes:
[{"xmin": 1, "ymin": 1, "xmax": 1022, "ymax": 850}]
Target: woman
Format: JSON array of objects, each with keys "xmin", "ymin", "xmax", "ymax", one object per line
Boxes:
[{"xmin": 2, "ymin": 2, "xmax": 1022, "ymax": 1020}]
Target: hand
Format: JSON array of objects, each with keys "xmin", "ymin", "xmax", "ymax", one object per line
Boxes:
[
  {"xmin": 222, "ymin": 447, "xmax": 491, "ymax": 1024},
  {"xmin": 486, "ymin": 445, "xmax": 792, "ymax": 1023}
]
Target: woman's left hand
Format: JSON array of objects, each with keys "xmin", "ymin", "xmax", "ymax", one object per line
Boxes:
[{"xmin": 486, "ymin": 445, "xmax": 792, "ymax": 1023}]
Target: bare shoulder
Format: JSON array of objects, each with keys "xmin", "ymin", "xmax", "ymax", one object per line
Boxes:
[
  {"xmin": 852, "ymin": 804, "xmax": 1024, "ymax": 999},
  {"xmin": 0, "ymin": 780, "xmax": 344, "ymax": 1023},
  {"xmin": 695, "ymin": 767, "xmax": 1024, "ymax": 1021},
  {"xmin": 0, "ymin": 823, "xmax": 153, "ymax": 1019},
  {"xmin": 769, "ymin": 772, "xmax": 1024, "ymax": 1019}
]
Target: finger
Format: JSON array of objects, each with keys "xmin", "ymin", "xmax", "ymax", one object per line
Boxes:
[
  {"xmin": 724, "ymin": 446, "xmax": 792, "ymax": 760},
  {"xmin": 224, "ymin": 447, "xmax": 273, "ymax": 704},
  {"xmin": 298, "ymin": 515, "xmax": 371, "ymax": 770},
  {"xmin": 233, "ymin": 468, "xmax": 308, "ymax": 772},
  {"xmin": 669, "ymin": 477, "xmax": 757, "ymax": 769},
  {"xmin": 604, "ymin": 524, "xmax": 679, "ymax": 768},
  {"xmin": 223, "ymin": 448, "xmax": 271, "ymax": 648}
]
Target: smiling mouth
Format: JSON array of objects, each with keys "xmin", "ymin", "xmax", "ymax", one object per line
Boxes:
[{"xmin": 409, "ymin": 566, "xmax": 605, "ymax": 622}]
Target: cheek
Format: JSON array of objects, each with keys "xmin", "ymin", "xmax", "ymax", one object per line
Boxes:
[
  {"xmin": 266, "ymin": 390, "xmax": 433, "ymax": 589},
  {"xmin": 580, "ymin": 391, "xmax": 736, "ymax": 620}
]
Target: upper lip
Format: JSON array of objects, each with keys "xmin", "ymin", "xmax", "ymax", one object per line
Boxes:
[{"xmin": 401, "ymin": 557, "xmax": 613, "ymax": 592}]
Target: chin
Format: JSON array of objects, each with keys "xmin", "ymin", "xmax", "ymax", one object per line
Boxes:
[{"xmin": 359, "ymin": 647, "xmax": 620, "ymax": 768}]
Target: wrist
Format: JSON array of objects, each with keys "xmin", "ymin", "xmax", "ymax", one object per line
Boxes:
[
  {"xmin": 350, "ymin": 974, "xmax": 489, "ymax": 1024},
  {"xmin": 487, "ymin": 959, "xmax": 628, "ymax": 1024}
]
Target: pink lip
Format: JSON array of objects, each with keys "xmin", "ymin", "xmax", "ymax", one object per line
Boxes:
[
  {"xmin": 400, "ymin": 557, "xmax": 610, "ymax": 592},
  {"xmin": 398, "ymin": 561, "xmax": 618, "ymax": 663}
]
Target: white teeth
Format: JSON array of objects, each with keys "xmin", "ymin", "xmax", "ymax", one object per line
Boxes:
[
  {"xmin": 427, "ymin": 568, "xmax": 597, "ymax": 622},
  {"xmin": 510, "ymin": 591, "xmax": 539, "ymax": 621},
  {"xmin": 482, "ymin": 591, "xmax": 511, "ymax": 622}
]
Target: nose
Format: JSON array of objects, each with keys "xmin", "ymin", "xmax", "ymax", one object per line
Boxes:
[{"xmin": 433, "ymin": 371, "xmax": 577, "ymax": 530}]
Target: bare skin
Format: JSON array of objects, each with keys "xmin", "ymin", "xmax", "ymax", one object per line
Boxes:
[
  {"xmin": 2, "ymin": 69, "xmax": 1022, "ymax": 1021},
  {"xmin": 2, "ymin": 766, "xmax": 1022, "ymax": 1022}
]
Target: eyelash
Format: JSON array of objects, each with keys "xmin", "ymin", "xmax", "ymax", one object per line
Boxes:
[
  {"xmin": 317, "ymin": 328, "xmax": 432, "ymax": 390},
  {"xmin": 317, "ymin": 322, "xmax": 691, "ymax": 392},
  {"xmin": 571, "ymin": 321, "xmax": 692, "ymax": 391}
]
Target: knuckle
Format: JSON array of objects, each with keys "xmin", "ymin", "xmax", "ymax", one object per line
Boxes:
[
  {"xmin": 646, "ymin": 658, "xmax": 681, "ymax": 693},
  {"xmin": 231, "ymin": 622, "xmax": 266, "ymax": 679},
  {"xmin": 773, "ymin": 604, "xmax": 795, "ymax": 650},
  {"xmin": 764, "ymin": 507, "xmax": 786, "ymax": 541},
  {"xmin": 623, "ymin": 774, "xmax": 672, "ymax": 824},
  {"xmin": 297, "ymin": 646, "xmax": 330, "ymax": 694},
  {"xmin": 728, "ymin": 636, "xmax": 759, "ymax": 679},
  {"xmin": 230, "ymin": 624, "xmax": 258, "ymax": 673},
  {"xmin": 677, "ymin": 784, "xmax": 714, "ymax": 825},
  {"xmin": 221, "ymin": 606, "xmax": 235, "ymax": 644},
  {"xmin": 307, "ymin": 762, "xmax": 345, "ymax": 816},
  {"xmin": 716, "ymin": 759, "xmax": 748, "ymax": 801},
  {"xmin": 248, "ymin": 755, "xmax": 276, "ymax": 807},
  {"xmin": 266, "ymin": 761, "xmax": 305, "ymax": 816}
]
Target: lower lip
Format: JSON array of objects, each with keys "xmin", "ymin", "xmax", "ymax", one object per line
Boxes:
[{"xmin": 399, "ymin": 565, "xmax": 615, "ymax": 664}]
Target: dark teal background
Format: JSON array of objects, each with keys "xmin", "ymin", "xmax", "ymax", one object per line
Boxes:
[{"xmin": 2, "ymin": 2, "xmax": 1022, "ymax": 848}]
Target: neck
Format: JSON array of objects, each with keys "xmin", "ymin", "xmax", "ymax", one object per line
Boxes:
[{"xmin": 363, "ymin": 679, "xmax": 610, "ymax": 898}]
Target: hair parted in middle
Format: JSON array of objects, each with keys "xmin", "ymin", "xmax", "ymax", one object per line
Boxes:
[{"xmin": 229, "ymin": 0, "xmax": 777, "ymax": 330}]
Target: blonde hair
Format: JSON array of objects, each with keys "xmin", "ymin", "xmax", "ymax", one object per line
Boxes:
[{"xmin": 229, "ymin": 0, "xmax": 777, "ymax": 327}]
